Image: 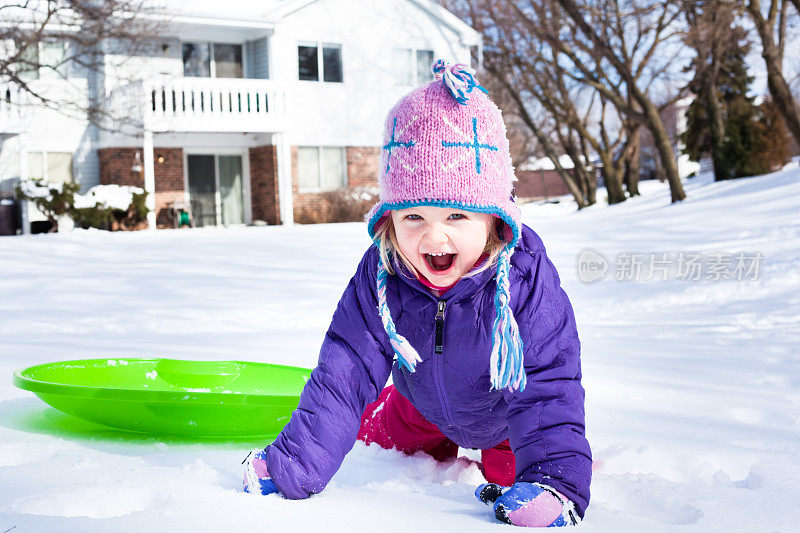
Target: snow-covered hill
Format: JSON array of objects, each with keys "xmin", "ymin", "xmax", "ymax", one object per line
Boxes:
[{"xmin": 1, "ymin": 166, "xmax": 798, "ymax": 531}]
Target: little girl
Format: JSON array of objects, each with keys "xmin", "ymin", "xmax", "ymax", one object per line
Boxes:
[{"xmin": 243, "ymin": 60, "xmax": 591, "ymax": 527}]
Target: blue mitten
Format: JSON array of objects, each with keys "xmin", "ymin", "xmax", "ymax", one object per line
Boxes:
[
  {"xmin": 475, "ymin": 482, "xmax": 580, "ymax": 527},
  {"xmin": 242, "ymin": 448, "xmax": 279, "ymax": 495}
]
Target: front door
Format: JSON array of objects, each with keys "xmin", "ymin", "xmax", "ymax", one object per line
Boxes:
[{"xmin": 187, "ymin": 154, "xmax": 246, "ymax": 227}]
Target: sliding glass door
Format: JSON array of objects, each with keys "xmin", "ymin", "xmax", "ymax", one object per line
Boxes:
[
  {"xmin": 187, "ymin": 154, "xmax": 246, "ymax": 227},
  {"xmin": 219, "ymin": 155, "xmax": 244, "ymax": 226},
  {"xmin": 187, "ymin": 155, "xmax": 217, "ymax": 227}
]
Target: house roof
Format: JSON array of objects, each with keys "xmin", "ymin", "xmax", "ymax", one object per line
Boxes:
[
  {"xmin": 406, "ymin": 0, "xmax": 482, "ymax": 46},
  {"xmin": 159, "ymin": 0, "xmax": 284, "ymax": 23},
  {"xmin": 277, "ymin": 0, "xmax": 480, "ymax": 46},
  {"xmin": 153, "ymin": 0, "xmax": 480, "ymax": 45}
]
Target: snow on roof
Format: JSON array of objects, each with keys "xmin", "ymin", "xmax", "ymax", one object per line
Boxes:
[
  {"xmin": 521, "ymin": 154, "xmax": 585, "ymax": 171},
  {"xmin": 150, "ymin": 0, "xmax": 480, "ymax": 35},
  {"xmin": 160, "ymin": 0, "xmax": 286, "ymax": 21}
]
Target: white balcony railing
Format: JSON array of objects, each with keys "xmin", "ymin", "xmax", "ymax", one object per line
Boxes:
[
  {"xmin": 0, "ymin": 84, "xmax": 29, "ymax": 134},
  {"xmin": 107, "ymin": 77, "xmax": 289, "ymax": 133}
]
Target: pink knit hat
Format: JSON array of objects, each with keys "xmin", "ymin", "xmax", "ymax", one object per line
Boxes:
[
  {"xmin": 365, "ymin": 59, "xmax": 526, "ymax": 392},
  {"xmin": 365, "ymin": 60, "xmax": 521, "ymax": 247}
]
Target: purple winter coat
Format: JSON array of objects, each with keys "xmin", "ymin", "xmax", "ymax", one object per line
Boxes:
[{"xmin": 263, "ymin": 223, "xmax": 592, "ymax": 517}]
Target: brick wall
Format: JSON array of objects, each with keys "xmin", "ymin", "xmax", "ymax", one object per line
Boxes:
[
  {"xmin": 152, "ymin": 148, "xmax": 184, "ymax": 228},
  {"xmin": 98, "ymin": 148, "xmax": 144, "ymax": 188},
  {"xmin": 98, "ymin": 147, "xmax": 185, "ymax": 228},
  {"xmin": 515, "ymin": 169, "xmax": 573, "ymax": 200},
  {"xmin": 249, "ymin": 145, "xmax": 281, "ymax": 225},
  {"xmin": 346, "ymin": 146, "xmax": 381, "ymax": 188}
]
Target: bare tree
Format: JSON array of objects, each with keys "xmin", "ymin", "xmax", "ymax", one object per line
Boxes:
[
  {"xmin": 745, "ymin": 0, "xmax": 800, "ymax": 148},
  {"xmin": 553, "ymin": 0, "xmax": 688, "ymax": 202},
  {"xmin": 623, "ymin": 119, "xmax": 643, "ymax": 196},
  {"xmin": 508, "ymin": 0, "xmax": 685, "ymax": 202},
  {"xmin": 450, "ymin": 0, "xmax": 631, "ymax": 207},
  {"xmin": 485, "ymin": 22, "xmax": 601, "ymax": 206},
  {"xmin": 449, "ymin": 1, "xmax": 589, "ymax": 207},
  {"xmin": 0, "ymin": 0, "xmax": 163, "ymax": 125},
  {"xmin": 444, "ymin": 0, "xmax": 689, "ymax": 205}
]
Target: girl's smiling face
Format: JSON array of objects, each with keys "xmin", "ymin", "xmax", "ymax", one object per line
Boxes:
[{"xmin": 390, "ymin": 206, "xmax": 494, "ymax": 287}]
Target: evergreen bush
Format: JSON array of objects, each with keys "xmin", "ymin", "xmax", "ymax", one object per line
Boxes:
[{"xmin": 16, "ymin": 179, "xmax": 150, "ymax": 232}]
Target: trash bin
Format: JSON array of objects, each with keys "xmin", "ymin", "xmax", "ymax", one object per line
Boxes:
[{"xmin": 0, "ymin": 198, "xmax": 20, "ymax": 236}]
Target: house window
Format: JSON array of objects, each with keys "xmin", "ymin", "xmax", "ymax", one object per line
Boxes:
[
  {"xmin": 214, "ymin": 44, "xmax": 243, "ymax": 78},
  {"xmin": 183, "ymin": 43, "xmax": 210, "ymax": 77},
  {"xmin": 17, "ymin": 40, "xmax": 68, "ymax": 80},
  {"xmin": 182, "ymin": 42, "xmax": 243, "ymax": 78},
  {"xmin": 297, "ymin": 45, "xmax": 318, "ymax": 81},
  {"xmin": 27, "ymin": 152, "xmax": 44, "ymax": 179},
  {"xmin": 26, "ymin": 151, "xmax": 73, "ymax": 182},
  {"xmin": 40, "ymin": 41, "xmax": 68, "ymax": 79},
  {"xmin": 297, "ymin": 147, "xmax": 346, "ymax": 191},
  {"xmin": 394, "ymin": 48, "xmax": 435, "ymax": 86},
  {"xmin": 416, "ymin": 50, "xmax": 434, "ymax": 84},
  {"xmin": 322, "ymin": 44, "xmax": 342, "ymax": 82},
  {"xmin": 297, "ymin": 42, "xmax": 342, "ymax": 83}
]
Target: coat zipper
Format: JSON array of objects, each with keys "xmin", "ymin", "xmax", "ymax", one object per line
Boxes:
[
  {"xmin": 431, "ymin": 300, "xmax": 470, "ymax": 447},
  {"xmin": 434, "ymin": 300, "xmax": 446, "ymax": 354}
]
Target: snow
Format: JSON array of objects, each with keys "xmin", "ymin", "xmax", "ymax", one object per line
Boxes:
[
  {"xmin": 17, "ymin": 180, "xmax": 63, "ymax": 200},
  {"xmin": 73, "ymin": 185, "xmax": 143, "ymax": 211},
  {"xmin": 1, "ymin": 166, "xmax": 800, "ymax": 531},
  {"xmin": 17, "ymin": 181, "xmax": 141, "ymax": 210},
  {"xmin": 521, "ymin": 154, "xmax": 588, "ymax": 171}
]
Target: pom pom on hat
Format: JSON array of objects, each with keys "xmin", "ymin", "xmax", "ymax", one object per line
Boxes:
[{"xmin": 430, "ymin": 59, "xmax": 489, "ymax": 105}]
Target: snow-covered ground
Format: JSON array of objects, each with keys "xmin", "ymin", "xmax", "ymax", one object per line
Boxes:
[{"xmin": 1, "ymin": 168, "xmax": 799, "ymax": 531}]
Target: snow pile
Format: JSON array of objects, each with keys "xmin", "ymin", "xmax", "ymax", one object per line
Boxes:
[
  {"xmin": 1, "ymin": 166, "xmax": 799, "ymax": 531},
  {"xmin": 17, "ymin": 179, "xmax": 64, "ymax": 200},
  {"xmin": 73, "ymin": 184, "xmax": 144, "ymax": 210},
  {"xmin": 16, "ymin": 180, "xmax": 142, "ymax": 211}
]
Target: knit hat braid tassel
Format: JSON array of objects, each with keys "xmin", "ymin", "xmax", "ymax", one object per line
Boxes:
[
  {"xmin": 490, "ymin": 246, "xmax": 526, "ymax": 392},
  {"xmin": 377, "ymin": 260, "xmax": 422, "ymax": 372}
]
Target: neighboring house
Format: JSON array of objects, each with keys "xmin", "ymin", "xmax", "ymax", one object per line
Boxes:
[
  {"xmin": 0, "ymin": 0, "xmax": 481, "ymax": 232},
  {"xmin": 516, "ymin": 155, "xmax": 586, "ymax": 201}
]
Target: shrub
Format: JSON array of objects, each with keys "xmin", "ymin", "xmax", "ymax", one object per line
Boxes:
[
  {"xmin": 16, "ymin": 180, "xmax": 149, "ymax": 231},
  {"xmin": 744, "ymin": 98, "xmax": 793, "ymax": 176},
  {"xmin": 15, "ymin": 178, "xmax": 80, "ymax": 233},
  {"xmin": 294, "ymin": 187, "xmax": 378, "ymax": 224},
  {"xmin": 72, "ymin": 185, "xmax": 149, "ymax": 231}
]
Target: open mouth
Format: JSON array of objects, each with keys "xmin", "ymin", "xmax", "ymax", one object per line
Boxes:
[{"xmin": 423, "ymin": 253, "xmax": 457, "ymax": 275}]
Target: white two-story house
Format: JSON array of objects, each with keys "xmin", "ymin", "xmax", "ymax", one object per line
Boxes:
[{"xmin": 0, "ymin": 0, "xmax": 482, "ymax": 232}]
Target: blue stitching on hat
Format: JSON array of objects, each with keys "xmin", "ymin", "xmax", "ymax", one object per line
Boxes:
[
  {"xmin": 382, "ymin": 117, "xmax": 416, "ymax": 173},
  {"xmin": 367, "ymin": 199, "xmax": 520, "ymax": 250},
  {"xmin": 441, "ymin": 118, "xmax": 498, "ymax": 174}
]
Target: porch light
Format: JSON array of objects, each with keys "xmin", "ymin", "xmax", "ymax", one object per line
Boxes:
[
  {"xmin": 156, "ymin": 154, "xmax": 166, "ymax": 164},
  {"xmin": 131, "ymin": 151, "xmax": 143, "ymax": 174}
]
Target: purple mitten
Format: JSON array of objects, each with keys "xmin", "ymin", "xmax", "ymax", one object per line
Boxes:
[
  {"xmin": 476, "ymin": 482, "xmax": 580, "ymax": 527},
  {"xmin": 242, "ymin": 448, "xmax": 279, "ymax": 495}
]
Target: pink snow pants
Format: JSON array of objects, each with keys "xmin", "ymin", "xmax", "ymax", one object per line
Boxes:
[{"xmin": 357, "ymin": 385, "xmax": 516, "ymax": 486}]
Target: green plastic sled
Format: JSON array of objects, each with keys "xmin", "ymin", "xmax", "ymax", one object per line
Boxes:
[{"xmin": 13, "ymin": 358, "xmax": 311, "ymax": 437}]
